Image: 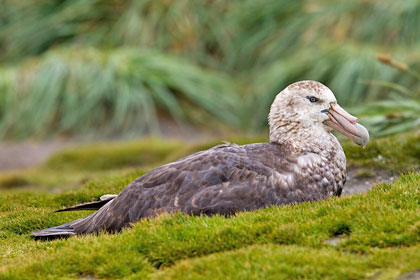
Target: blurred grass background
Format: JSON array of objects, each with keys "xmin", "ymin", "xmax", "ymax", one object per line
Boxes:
[{"xmin": 0, "ymin": 0, "xmax": 419, "ymax": 139}]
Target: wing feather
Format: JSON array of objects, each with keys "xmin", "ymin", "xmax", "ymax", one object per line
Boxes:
[{"xmin": 59, "ymin": 143, "xmax": 343, "ymax": 235}]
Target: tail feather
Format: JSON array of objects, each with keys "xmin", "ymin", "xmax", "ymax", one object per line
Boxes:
[
  {"xmin": 32, "ymin": 194, "xmax": 118, "ymax": 240},
  {"xmin": 54, "ymin": 194, "xmax": 117, "ymax": 212},
  {"xmin": 31, "ymin": 220, "xmax": 81, "ymax": 240},
  {"xmin": 54, "ymin": 200, "xmax": 109, "ymax": 212}
]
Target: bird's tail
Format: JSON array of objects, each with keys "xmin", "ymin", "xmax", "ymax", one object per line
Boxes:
[
  {"xmin": 31, "ymin": 194, "xmax": 118, "ymax": 240},
  {"xmin": 31, "ymin": 220, "xmax": 81, "ymax": 240}
]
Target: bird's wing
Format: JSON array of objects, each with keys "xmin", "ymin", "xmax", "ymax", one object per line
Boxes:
[
  {"xmin": 70, "ymin": 143, "xmax": 340, "ymax": 234},
  {"xmin": 54, "ymin": 194, "xmax": 118, "ymax": 212}
]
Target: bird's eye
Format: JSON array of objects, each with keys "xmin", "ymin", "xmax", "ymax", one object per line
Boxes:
[{"xmin": 306, "ymin": 96, "xmax": 319, "ymax": 103}]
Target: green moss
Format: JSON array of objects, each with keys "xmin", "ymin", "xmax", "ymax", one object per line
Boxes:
[
  {"xmin": 0, "ymin": 135, "xmax": 420, "ymax": 278},
  {"xmin": 45, "ymin": 138, "xmax": 184, "ymax": 171},
  {"xmin": 1, "ymin": 172, "xmax": 420, "ymax": 279},
  {"xmin": 342, "ymin": 132, "xmax": 420, "ymax": 173},
  {"xmin": 151, "ymin": 244, "xmax": 420, "ymax": 280},
  {"xmin": 152, "ymin": 245, "xmax": 371, "ymax": 280}
]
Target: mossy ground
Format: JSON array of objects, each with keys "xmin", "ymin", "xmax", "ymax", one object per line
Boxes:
[{"xmin": 0, "ymin": 134, "xmax": 419, "ymax": 279}]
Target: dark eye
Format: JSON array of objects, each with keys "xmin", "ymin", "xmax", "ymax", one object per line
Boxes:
[{"xmin": 306, "ymin": 96, "xmax": 319, "ymax": 103}]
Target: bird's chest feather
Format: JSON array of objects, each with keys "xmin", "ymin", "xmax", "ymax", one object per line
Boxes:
[{"xmin": 268, "ymin": 146, "xmax": 346, "ymax": 203}]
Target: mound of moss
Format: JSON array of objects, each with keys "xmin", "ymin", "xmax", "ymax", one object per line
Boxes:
[
  {"xmin": 44, "ymin": 138, "xmax": 184, "ymax": 171},
  {"xmin": 0, "ymin": 172, "xmax": 419, "ymax": 279},
  {"xmin": 343, "ymin": 132, "xmax": 420, "ymax": 173}
]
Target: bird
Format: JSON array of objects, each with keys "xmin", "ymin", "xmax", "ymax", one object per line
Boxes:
[{"xmin": 32, "ymin": 80, "xmax": 369, "ymax": 239}]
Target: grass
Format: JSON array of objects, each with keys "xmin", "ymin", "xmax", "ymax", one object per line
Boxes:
[
  {"xmin": 0, "ymin": 135, "xmax": 420, "ymax": 279},
  {"xmin": 0, "ymin": 47, "xmax": 239, "ymax": 139},
  {"xmin": 1, "ymin": 173, "xmax": 420, "ymax": 279},
  {"xmin": 1, "ymin": 0, "xmax": 420, "ymax": 139},
  {"xmin": 353, "ymin": 54, "xmax": 420, "ymax": 137},
  {"xmin": 45, "ymin": 138, "xmax": 183, "ymax": 171},
  {"xmin": 342, "ymin": 132, "xmax": 420, "ymax": 173}
]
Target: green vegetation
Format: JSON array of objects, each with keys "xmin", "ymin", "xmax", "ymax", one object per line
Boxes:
[
  {"xmin": 1, "ymin": 170, "xmax": 420, "ymax": 279},
  {"xmin": 1, "ymin": 0, "xmax": 419, "ymax": 139},
  {"xmin": 1, "ymin": 1, "xmax": 419, "ymax": 279},
  {"xmin": 45, "ymin": 138, "xmax": 183, "ymax": 171},
  {"xmin": 355, "ymin": 55, "xmax": 420, "ymax": 136},
  {"xmin": 343, "ymin": 132, "xmax": 420, "ymax": 173},
  {"xmin": 0, "ymin": 136, "xmax": 419, "ymax": 279},
  {"xmin": 0, "ymin": 48, "xmax": 239, "ymax": 139}
]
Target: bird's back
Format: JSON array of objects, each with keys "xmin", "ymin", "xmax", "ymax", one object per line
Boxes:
[{"xmin": 68, "ymin": 142, "xmax": 345, "ymax": 234}]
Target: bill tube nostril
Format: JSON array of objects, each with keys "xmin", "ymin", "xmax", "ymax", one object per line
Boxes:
[
  {"xmin": 330, "ymin": 103, "xmax": 358, "ymax": 124},
  {"xmin": 324, "ymin": 103, "xmax": 369, "ymax": 147}
]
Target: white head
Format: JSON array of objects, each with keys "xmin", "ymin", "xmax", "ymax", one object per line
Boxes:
[{"xmin": 268, "ymin": 80, "xmax": 369, "ymax": 150}]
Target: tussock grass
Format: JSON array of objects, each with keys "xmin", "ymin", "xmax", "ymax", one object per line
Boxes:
[
  {"xmin": 2, "ymin": 0, "xmax": 419, "ymax": 66},
  {"xmin": 354, "ymin": 55, "xmax": 420, "ymax": 137},
  {"xmin": 0, "ymin": 47, "xmax": 239, "ymax": 139},
  {"xmin": 1, "ymin": 0, "xmax": 420, "ymax": 139}
]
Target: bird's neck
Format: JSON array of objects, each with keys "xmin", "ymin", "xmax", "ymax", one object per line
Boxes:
[{"xmin": 269, "ymin": 122, "xmax": 340, "ymax": 154}]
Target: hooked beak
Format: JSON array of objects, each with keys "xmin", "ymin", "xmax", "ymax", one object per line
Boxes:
[{"xmin": 324, "ymin": 103, "xmax": 369, "ymax": 147}]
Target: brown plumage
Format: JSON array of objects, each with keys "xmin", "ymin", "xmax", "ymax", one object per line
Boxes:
[{"xmin": 32, "ymin": 80, "xmax": 369, "ymax": 239}]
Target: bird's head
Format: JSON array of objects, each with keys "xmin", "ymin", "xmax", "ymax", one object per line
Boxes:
[{"xmin": 269, "ymin": 80, "xmax": 369, "ymax": 147}]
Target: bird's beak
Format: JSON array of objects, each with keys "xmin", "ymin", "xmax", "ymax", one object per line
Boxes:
[{"xmin": 324, "ymin": 103, "xmax": 369, "ymax": 146}]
